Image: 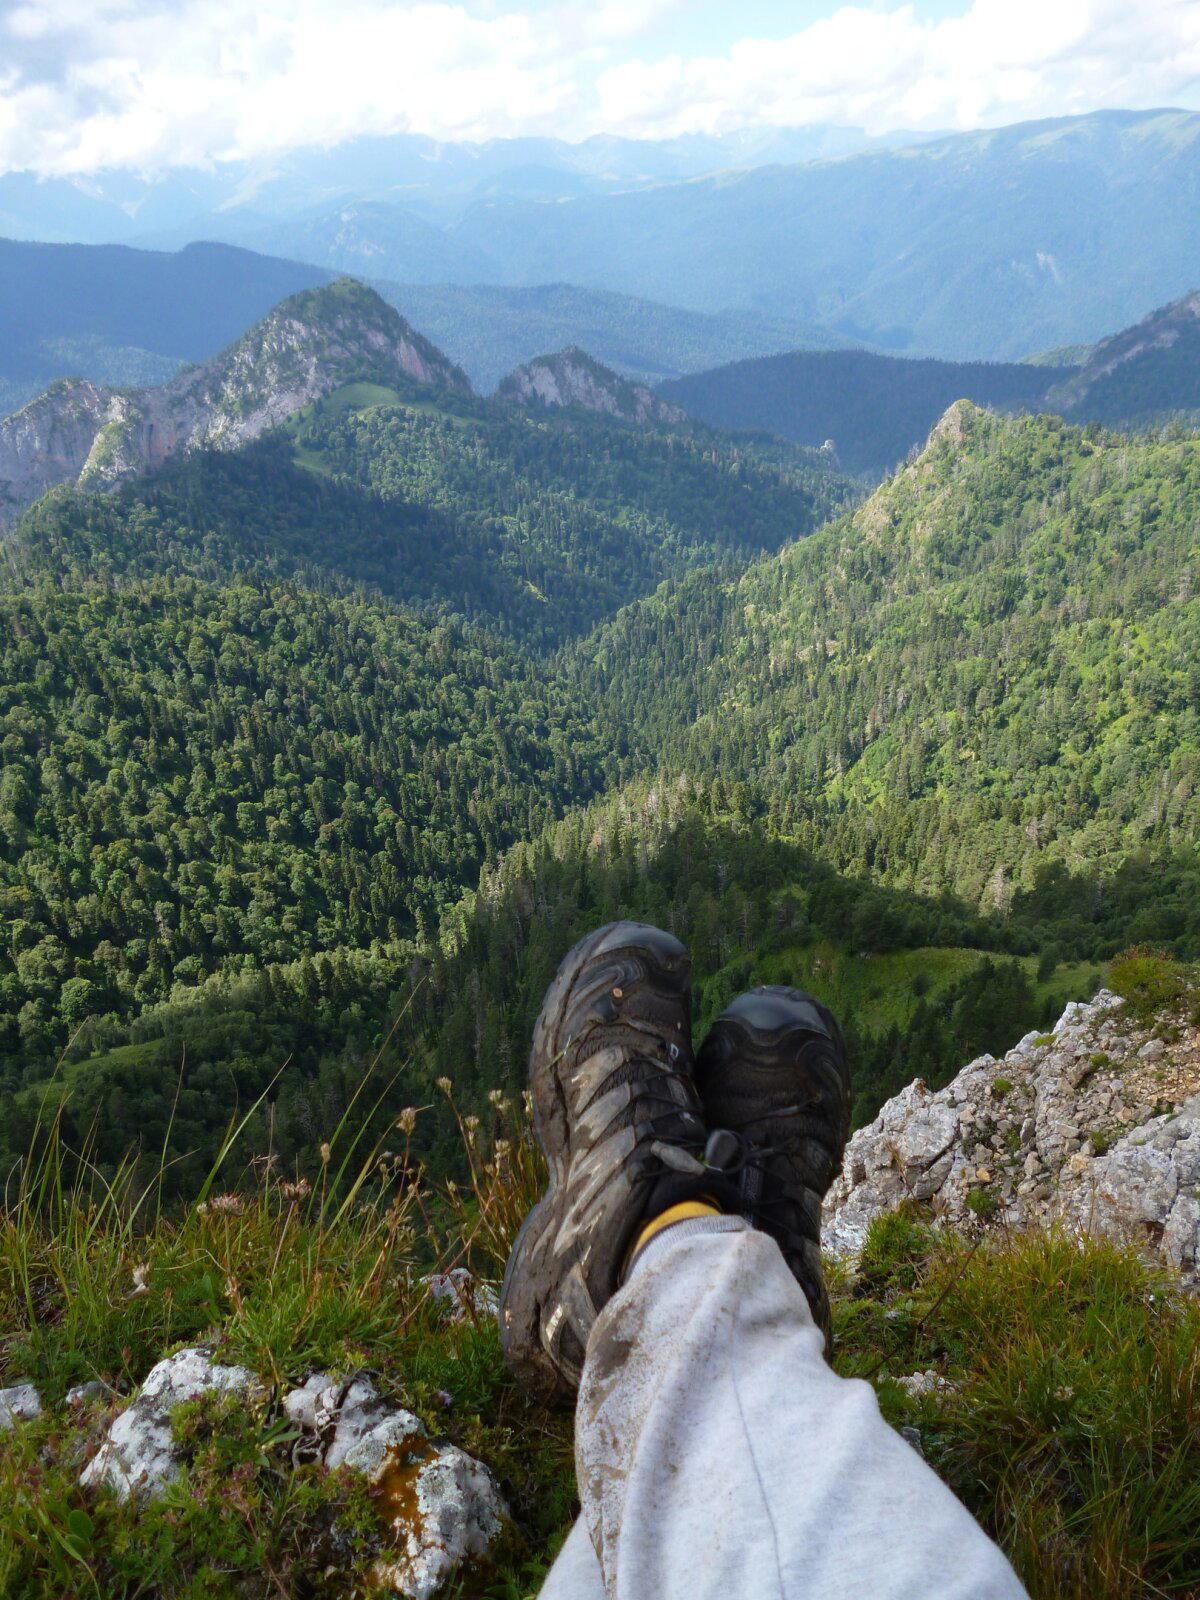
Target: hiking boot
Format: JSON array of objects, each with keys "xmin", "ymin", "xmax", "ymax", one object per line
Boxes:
[
  {"xmin": 500, "ymin": 921, "xmax": 736, "ymax": 1405},
  {"xmin": 696, "ymin": 987, "xmax": 851, "ymax": 1355}
]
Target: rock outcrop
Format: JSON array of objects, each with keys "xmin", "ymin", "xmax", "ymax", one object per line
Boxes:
[
  {"xmin": 281, "ymin": 1369, "xmax": 507, "ymax": 1600},
  {"xmin": 75, "ymin": 1354, "xmax": 505, "ymax": 1598},
  {"xmin": 825, "ymin": 990, "xmax": 1200, "ymax": 1284},
  {"xmin": 498, "ymin": 345, "xmax": 688, "ymax": 426},
  {"xmin": 0, "ymin": 279, "xmax": 470, "ymax": 532},
  {"xmin": 81, "ymin": 1346, "xmax": 258, "ymax": 1500}
]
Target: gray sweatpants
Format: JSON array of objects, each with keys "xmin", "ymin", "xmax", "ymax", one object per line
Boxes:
[{"xmin": 541, "ymin": 1217, "xmax": 1028, "ymax": 1600}]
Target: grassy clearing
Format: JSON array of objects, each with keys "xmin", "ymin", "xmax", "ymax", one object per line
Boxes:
[
  {"xmin": 2, "ymin": 1098, "xmax": 1197, "ymax": 1597},
  {"xmin": 701, "ymin": 939, "xmax": 1100, "ymax": 1037}
]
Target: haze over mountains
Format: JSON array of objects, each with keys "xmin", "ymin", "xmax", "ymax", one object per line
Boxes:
[{"xmin": 4, "ymin": 108, "xmax": 1200, "ymax": 389}]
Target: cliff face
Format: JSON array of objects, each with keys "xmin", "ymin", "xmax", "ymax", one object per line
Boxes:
[
  {"xmin": 498, "ymin": 345, "xmax": 689, "ymax": 426},
  {"xmin": 0, "ymin": 279, "xmax": 470, "ymax": 531},
  {"xmin": 825, "ymin": 989, "xmax": 1200, "ymax": 1284},
  {"xmin": 0, "ymin": 380, "xmax": 116, "ymax": 529}
]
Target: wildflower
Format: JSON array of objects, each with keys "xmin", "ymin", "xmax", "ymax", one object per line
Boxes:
[
  {"xmin": 436, "ymin": 1390, "xmax": 453, "ymax": 1408},
  {"xmin": 209, "ymin": 1193, "xmax": 244, "ymax": 1215},
  {"xmin": 319, "ymin": 1142, "xmax": 332, "ymax": 1165},
  {"xmin": 130, "ymin": 1263, "xmax": 150, "ymax": 1297},
  {"xmin": 280, "ymin": 1178, "xmax": 311, "ymax": 1204},
  {"xmin": 437, "ymin": 1076, "xmax": 453, "ymax": 1095},
  {"xmin": 487, "ymin": 1089, "xmax": 506, "ymax": 1107},
  {"xmin": 397, "ymin": 1106, "xmax": 419, "ymax": 1134}
]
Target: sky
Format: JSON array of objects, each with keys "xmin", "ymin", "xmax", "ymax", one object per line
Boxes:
[{"xmin": 1, "ymin": 0, "xmax": 1199, "ymax": 175}]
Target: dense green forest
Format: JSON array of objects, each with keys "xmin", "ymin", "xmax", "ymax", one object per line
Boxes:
[
  {"xmin": 660, "ymin": 349, "xmax": 1069, "ymax": 478},
  {"xmin": 571, "ymin": 403, "xmax": 1200, "ymax": 902},
  {"xmin": 0, "ymin": 578, "xmax": 607, "ymax": 1065},
  {"xmin": 11, "ymin": 381, "xmax": 853, "ymax": 650},
  {"xmin": 3, "ymin": 373, "xmax": 1200, "ymax": 1191}
]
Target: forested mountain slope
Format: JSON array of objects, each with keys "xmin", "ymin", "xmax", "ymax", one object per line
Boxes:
[
  {"xmin": 659, "ymin": 348, "xmax": 1071, "ymax": 477},
  {"xmin": 568, "ymin": 403, "xmax": 1200, "ymax": 903},
  {"xmin": 1046, "ymin": 288, "xmax": 1200, "ymax": 425},
  {"xmin": 379, "ymin": 282, "xmax": 847, "ymax": 391},
  {"xmin": 0, "ymin": 280, "xmax": 469, "ymax": 532},
  {"xmin": 5, "ymin": 359, "xmax": 1200, "ymax": 1192},
  {"xmin": 11, "ymin": 366, "xmax": 852, "ymax": 649},
  {"xmin": 0, "ymin": 577, "xmax": 607, "ymax": 1080},
  {"xmin": 451, "ymin": 110, "xmax": 1200, "ymax": 359}
]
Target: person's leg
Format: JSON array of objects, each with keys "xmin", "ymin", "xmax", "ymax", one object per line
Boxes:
[
  {"xmin": 538, "ymin": 1516, "xmax": 608, "ymax": 1600},
  {"xmin": 571, "ymin": 1217, "xmax": 1027, "ymax": 1600}
]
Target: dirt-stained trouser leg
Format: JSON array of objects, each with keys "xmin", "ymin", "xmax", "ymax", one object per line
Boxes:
[{"xmin": 540, "ymin": 1218, "xmax": 1029, "ymax": 1600}]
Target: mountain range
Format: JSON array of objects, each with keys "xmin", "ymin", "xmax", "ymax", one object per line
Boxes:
[
  {"xmin": 2, "ymin": 274, "xmax": 1199, "ymax": 1175},
  {"xmin": 0, "ymin": 280, "xmax": 467, "ymax": 531},
  {"xmin": 4, "ymin": 109, "xmax": 1200, "ymax": 371},
  {"xmin": 660, "ymin": 287, "xmax": 1200, "ymax": 476}
]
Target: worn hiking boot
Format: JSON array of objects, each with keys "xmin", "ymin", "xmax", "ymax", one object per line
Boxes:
[
  {"xmin": 696, "ymin": 987, "xmax": 851, "ymax": 1355},
  {"xmin": 500, "ymin": 921, "xmax": 736, "ymax": 1405}
]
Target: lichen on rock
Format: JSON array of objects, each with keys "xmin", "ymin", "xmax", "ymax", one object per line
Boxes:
[{"xmin": 80, "ymin": 1346, "xmax": 258, "ymax": 1501}]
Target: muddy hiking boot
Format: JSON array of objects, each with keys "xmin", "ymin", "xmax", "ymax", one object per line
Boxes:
[
  {"xmin": 500, "ymin": 921, "xmax": 742, "ymax": 1405},
  {"xmin": 696, "ymin": 986, "xmax": 851, "ymax": 1355}
]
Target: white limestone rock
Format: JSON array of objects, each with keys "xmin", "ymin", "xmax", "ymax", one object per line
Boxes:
[
  {"xmin": 422, "ymin": 1268, "xmax": 500, "ymax": 1324},
  {"xmin": 66, "ymin": 1381, "xmax": 108, "ymax": 1410},
  {"xmin": 824, "ymin": 990, "xmax": 1200, "ymax": 1286},
  {"xmin": 0, "ymin": 1383, "xmax": 42, "ymax": 1429},
  {"xmin": 342, "ymin": 1412, "xmax": 507, "ymax": 1600},
  {"xmin": 80, "ymin": 1346, "xmax": 256, "ymax": 1501}
]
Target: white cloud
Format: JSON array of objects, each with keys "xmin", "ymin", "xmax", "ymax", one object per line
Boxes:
[
  {"xmin": 0, "ymin": 0, "xmax": 1197, "ymax": 174},
  {"xmin": 597, "ymin": 0, "xmax": 1200, "ymax": 138}
]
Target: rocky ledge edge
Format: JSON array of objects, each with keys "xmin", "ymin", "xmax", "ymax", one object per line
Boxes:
[{"xmin": 825, "ymin": 988, "xmax": 1200, "ymax": 1284}]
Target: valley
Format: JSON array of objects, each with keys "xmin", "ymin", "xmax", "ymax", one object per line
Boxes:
[{"xmin": 3, "ymin": 66, "xmax": 1200, "ymax": 1598}]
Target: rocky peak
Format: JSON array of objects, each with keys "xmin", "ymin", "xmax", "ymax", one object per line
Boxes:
[
  {"xmin": 498, "ymin": 345, "xmax": 689, "ymax": 427},
  {"xmin": 825, "ymin": 989, "xmax": 1200, "ymax": 1285},
  {"xmin": 0, "ymin": 278, "xmax": 470, "ymax": 533}
]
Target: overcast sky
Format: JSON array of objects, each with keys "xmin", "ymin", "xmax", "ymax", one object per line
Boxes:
[{"xmin": 2, "ymin": 0, "xmax": 1199, "ymax": 174}]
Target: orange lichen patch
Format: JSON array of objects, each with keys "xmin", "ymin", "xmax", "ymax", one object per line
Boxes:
[{"xmin": 368, "ymin": 1432, "xmax": 440, "ymax": 1531}]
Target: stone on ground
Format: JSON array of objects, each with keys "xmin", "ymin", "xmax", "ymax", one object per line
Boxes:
[
  {"xmin": 0, "ymin": 1383, "xmax": 41, "ymax": 1429},
  {"xmin": 80, "ymin": 1346, "xmax": 257, "ymax": 1501}
]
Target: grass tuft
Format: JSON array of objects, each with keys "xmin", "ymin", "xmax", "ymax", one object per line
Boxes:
[{"xmin": 2, "ymin": 1099, "xmax": 1198, "ymax": 1597}]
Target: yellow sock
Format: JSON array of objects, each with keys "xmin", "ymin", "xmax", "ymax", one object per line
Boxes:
[{"xmin": 625, "ymin": 1198, "xmax": 722, "ymax": 1276}]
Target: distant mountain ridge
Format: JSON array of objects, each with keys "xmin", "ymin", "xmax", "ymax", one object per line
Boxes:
[
  {"xmin": 0, "ymin": 237, "xmax": 334, "ymax": 408},
  {"xmin": 499, "ymin": 346, "xmax": 688, "ymax": 426},
  {"xmin": 379, "ymin": 282, "xmax": 850, "ymax": 391},
  {"xmin": 4, "ymin": 111, "xmax": 1198, "ymax": 364},
  {"xmin": 446, "ymin": 109, "xmax": 1200, "ymax": 360},
  {"xmin": 1046, "ymin": 289, "xmax": 1200, "ymax": 424},
  {"xmin": 660, "ymin": 349, "xmax": 1071, "ymax": 477},
  {"xmin": 0, "ymin": 279, "xmax": 467, "ymax": 530}
]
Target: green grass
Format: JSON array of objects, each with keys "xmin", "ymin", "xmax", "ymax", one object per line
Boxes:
[
  {"xmin": 838, "ymin": 1209, "xmax": 1200, "ymax": 1598},
  {"xmin": 2, "ymin": 1095, "xmax": 1196, "ymax": 1597},
  {"xmin": 699, "ymin": 940, "xmax": 1099, "ymax": 1038}
]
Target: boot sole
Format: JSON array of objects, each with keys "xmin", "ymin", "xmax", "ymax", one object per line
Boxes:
[{"xmin": 499, "ymin": 921, "xmax": 690, "ymax": 1405}]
